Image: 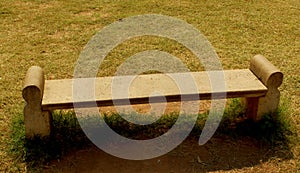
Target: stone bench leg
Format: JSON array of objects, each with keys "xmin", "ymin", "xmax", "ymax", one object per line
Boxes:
[
  {"xmin": 23, "ymin": 66, "xmax": 51, "ymax": 138},
  {"xmin": 245, "ymin": 55, "xmax": 283, "ymax": 121}
]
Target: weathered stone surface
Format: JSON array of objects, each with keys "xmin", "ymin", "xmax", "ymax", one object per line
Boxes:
[
  {"xmin": 23, "ymin": 54, "xmax": 283, "ymax": 137},
  {"xmin": 247, "ymin": 55, "xmax": 283, "ymax": 120},
  {"xmin": 23, "ymin": 66, "xmax": 51, "ymax": 137},
  {"xmin": 250, "ymin": 54, "xmax": 283, "ymax": 88},
  {"xmin": 42, "ymin": 69, "xmax": 267, "ymax": 110}
]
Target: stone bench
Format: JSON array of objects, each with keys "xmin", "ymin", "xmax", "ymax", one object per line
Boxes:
[{"xmin": 22, "ymin": 55, "xmax": 283, "ymax": 138}]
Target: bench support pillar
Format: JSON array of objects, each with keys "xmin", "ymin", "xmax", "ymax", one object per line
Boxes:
[
  {"xmin": 245, "ymin": 55, "xmax": 283, "ymax": 121},
  {"xmin": 24, "ymin": 108, "xmax": 51, "ymax": 138},
  {"xmin": 23, "ymin": 66, "xmax": 51, "ymax": 138}
]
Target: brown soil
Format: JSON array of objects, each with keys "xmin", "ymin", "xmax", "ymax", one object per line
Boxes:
[
  {"xmin": 41, "ymin": 102, "xmax": 290, "ymax": 172},
  {"xmin": 43, "ymin": 136, "xmax": 277, "ymax": 173}
]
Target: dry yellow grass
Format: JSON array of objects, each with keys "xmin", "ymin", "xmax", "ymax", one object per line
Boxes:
[{"xmin": 0, "ymin": 0, "xmax": 299, "ymax": 172}]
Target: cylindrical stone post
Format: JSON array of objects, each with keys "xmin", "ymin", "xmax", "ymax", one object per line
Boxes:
[
  {"xmin": 22, "ymin": 66, "xmax": 51, "ymax": 138},
  {"xmin": 246, "ymin": 55, "xmax": 283, "ymax": 120}
]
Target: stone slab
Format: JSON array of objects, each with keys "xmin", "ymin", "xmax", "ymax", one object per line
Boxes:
[{"xmin": 42, "ymin": 69, "xmax": 267, "ymax": 110}]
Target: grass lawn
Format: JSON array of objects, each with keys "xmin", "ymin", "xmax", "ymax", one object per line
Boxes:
[{"xmin": 0, "ymin": 0, "xmax": 299, "ymax": 172}]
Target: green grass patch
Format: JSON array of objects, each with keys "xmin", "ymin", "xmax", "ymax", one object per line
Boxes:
[
  {"xmin": 10, "ymin": 111, "xmax": 89, "ymax": 168},
  {"xmin": 9, "ymin": 99, "xmax": 294, "ymax": 170},
  {"xmin": 217, "ymin": 99, "xmax": 294, "ymax": 145}
]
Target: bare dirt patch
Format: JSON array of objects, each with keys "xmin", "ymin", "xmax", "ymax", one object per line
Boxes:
[
  {"xmin": 43, "ymin": 135, "xmax": 288, "ymax": 173},
  {"xmin": 39, "ymin": 101, "xmax": 292, "ymax": 173}
]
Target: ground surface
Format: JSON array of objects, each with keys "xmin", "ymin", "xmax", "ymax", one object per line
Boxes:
[
  {"xmin": 44, "ymin": 136, "xmax": 285, "ymax": 173},
  {"xmin": 0, "ymin": 0, "xmax": 299, "ymax": 172},
  {"xmin": 29, "ymin": 102, "xmax": 296, "ymax": 172}
]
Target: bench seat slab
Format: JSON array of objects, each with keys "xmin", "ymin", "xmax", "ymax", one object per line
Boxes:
[{"xmin": 42, "ymin": 69, "xmax": 267, "ymax": 110}]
